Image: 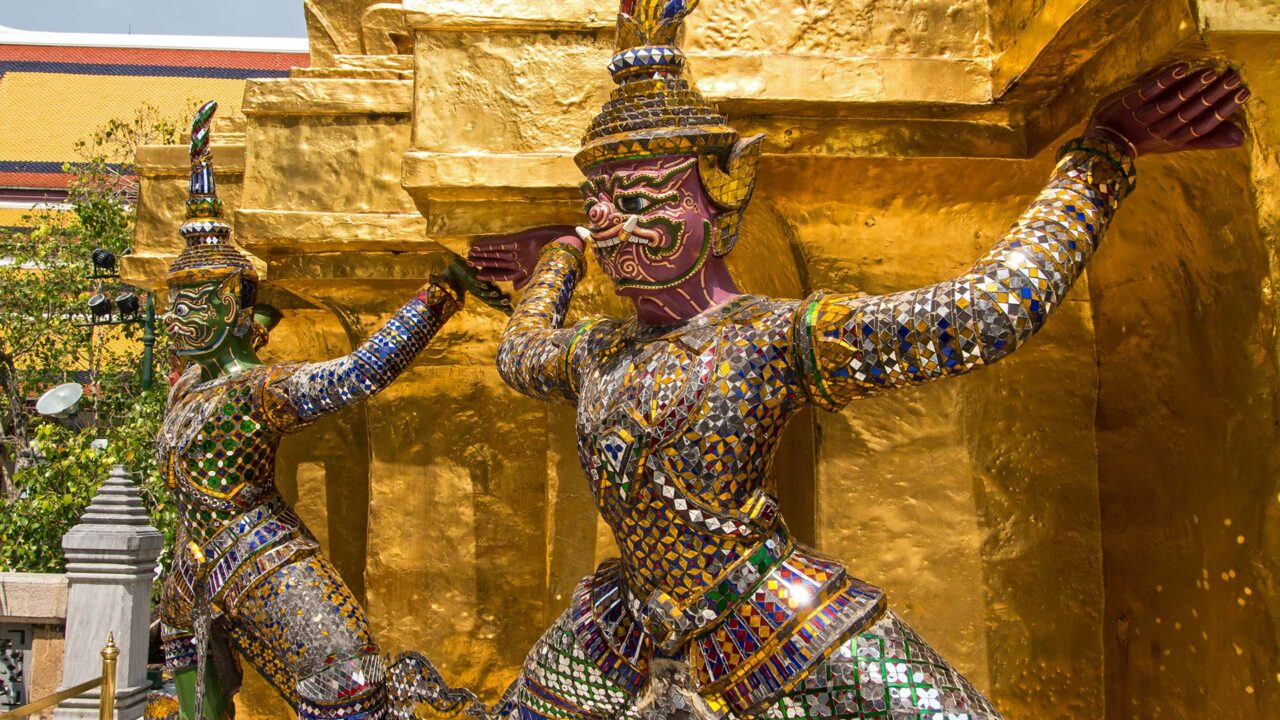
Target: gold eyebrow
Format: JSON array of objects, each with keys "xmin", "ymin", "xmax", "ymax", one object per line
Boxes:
[
  {"xmin": 598, "ymin": 158, "xmax": 697, "ymax": 193},
  {"xmin": 172, "ymin": 287, "xmax": 211, "ymax": 302}
]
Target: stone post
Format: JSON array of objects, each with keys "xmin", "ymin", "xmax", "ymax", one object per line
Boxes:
[{"xmin": 56, "ymin": 465, "xmax": 163, "ymax": 719}]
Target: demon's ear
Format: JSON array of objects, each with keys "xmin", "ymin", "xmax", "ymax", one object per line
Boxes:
[
  {"xmin": 698, "ymin": 134, "xmax": 764, "ymax": 213},
  {"xmin": 699, "ymin": 134, "xmax": 765, "ymax": 256},
  {"xmin": 216, "ymin": 273, "xmax": 239, "ymax": 301}
]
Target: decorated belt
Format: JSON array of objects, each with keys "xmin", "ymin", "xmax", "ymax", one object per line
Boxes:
[
  {"xmin": 190, "ymin": 496, "xmax": 319, "ymax": 610},
  {"xmin": 630, "ymin": 527, "xmax": 793, "ymax": 653},
  {"xmin": 573, "ymin": 543, "xmax": 887, "ymax": 716},
  {"xmin": 692, "ymin": 569, "xmax": 886, "ymax": 715}
]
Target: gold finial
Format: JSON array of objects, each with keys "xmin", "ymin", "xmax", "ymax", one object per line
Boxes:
[
  {"xmin": 102, "ymin": 632, "xmax": 119, "ymax": 661},
  {"xmin": 101, "ymin": 632, "xmax": 119, "ymax": 661},
  {"xmin": 100, "ymin": 633, "xmax": 119, "ymax": 720}
]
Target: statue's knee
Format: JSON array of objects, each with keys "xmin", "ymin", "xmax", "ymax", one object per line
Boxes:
[{"xmin": 296, "ymin": 655, "xmax": 388, "ymax": 720}]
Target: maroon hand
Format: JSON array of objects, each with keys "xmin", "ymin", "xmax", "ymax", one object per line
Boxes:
[
  {"xmin": 467, "ymin": 225, "xmax": 576, "ymax": 290},
  {"xmin": 1087, "ymin": 63, "xmax": 1251, "ymax": 158}
]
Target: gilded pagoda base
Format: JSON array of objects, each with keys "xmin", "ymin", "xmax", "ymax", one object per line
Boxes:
[{"xmin": 125, "ymin": 1, "xmax": 1280, "ymax": 718}]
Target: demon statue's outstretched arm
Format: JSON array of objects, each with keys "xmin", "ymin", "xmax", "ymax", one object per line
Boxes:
[
  {"xmin": 789, "ymin": 138, "xmax": 1133, "ymax": 410},
  {"xmin": 261, "ymin": 278, "xmax": 463, "ymax": 432},
  {"xmin": 785, "ymin": 61, "xmax": 1249, "ymax": 412}
]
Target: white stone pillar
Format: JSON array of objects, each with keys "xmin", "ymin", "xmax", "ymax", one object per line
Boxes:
[{"xmin": 56, "ymin": 465, "xmax": 163, "ymax": 719}]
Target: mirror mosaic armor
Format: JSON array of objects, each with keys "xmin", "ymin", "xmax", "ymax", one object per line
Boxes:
[
  {"xmin": 480, "ymin": 1, "xmax": 1250, "ymax": 718},
  {"xmin": 156, "ymin": 102, "xmax": 479, "ymax": 720}
]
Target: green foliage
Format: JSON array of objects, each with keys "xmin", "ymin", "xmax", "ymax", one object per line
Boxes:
[
  {"xmin": 0, "ymin": 104, "xmax": 183, "ymax": 575},
  {"xmin": 0, "ymin": 426, "xmax": 106, "ymax": 572}
]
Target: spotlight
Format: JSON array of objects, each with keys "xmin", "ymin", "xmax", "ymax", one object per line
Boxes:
[
  {"xmin": 115, "ymin": 291, "xmax": 139, "ymax": 317},
  {"xmin": 36, "ymin": 382, "xmax": 83, "ymax": 423},
  {"xmin": 90, "ymin": 248, "xmax": 117, "ymax": 273},
  {"xmin": 88, "ymin": 293, "xmax": 113, "ymax": 321}
]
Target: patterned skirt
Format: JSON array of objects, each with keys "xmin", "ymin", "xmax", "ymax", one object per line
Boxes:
[
  {"xmin": 504, "ymin": 607, "xmax": 1002, "ymax": 720},
  {"xmin": 161, "ymin": 553, "xmax": 389, "ymax": 718}
]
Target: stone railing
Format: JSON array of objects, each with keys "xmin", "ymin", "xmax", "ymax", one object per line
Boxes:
[{"xmin": 0, "ymin": 573, "xmax": 68, "ymax": 717}]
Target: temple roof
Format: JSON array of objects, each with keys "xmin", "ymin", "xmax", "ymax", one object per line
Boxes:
[{"xmin": 0, "ymin": 24, "xmax": 308, "ymax": 230}]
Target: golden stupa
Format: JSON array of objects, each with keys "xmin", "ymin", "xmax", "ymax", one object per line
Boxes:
[{"xmin": 125, "ymin": 1, "xmax": 1280, "ymax": 717}]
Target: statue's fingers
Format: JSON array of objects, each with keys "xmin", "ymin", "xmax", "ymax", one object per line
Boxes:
[
  {"xmin": 469, "ymin": 244, "xmax": 517, "ymax": 255},
  {"xmin": 467, "ymin": 249, "xmax": 517, "ymax": 261},
  {"xmin": 466, "ymin": 248, "xmax": 503, "ymax": 264},
  {"xmin": 1133, "ymin": 63, "xmax": 1192, "ymax": 104},
  {"xmin": 1201, "ymin": 89, "xmax": 1250, "ymax": 128},
  {"xmin": 1182, "ymin": 71, "xmax": 1242, "ymax": 120},
  {"xmin": 474, "ymin": 278, "xmax": 509, "ymax": 295},
  {"xmin": 468, "ymin": 239, "xmax": 518, "ymax": 253},
  {"xmin": 1167, "ymin": 91, "xmax": 1249, "ymax": 145},
  {"xmin": 1183, "ymin": 122, "xmax": 1246, "ymax": 151},
  {"xmin": 1147, "ymin": 112, "xmax": 1184, "ymax": 139},
  {"xmin": 475, "ymin": 287, "xmax": 514, "ymax": 313},
  {"xmin": 467, "ymin": 249, "xmax": 520, "ymax": 265},
  {"xmin": 1148, "ymin": 71, "xmax": 1232, "ymax": 138},
  {"xmin": 473, "ymin": 259, "xmax": 522, "ymax": 273},
  {"xmin": 480, "ymin": 290, "xmax": 511, "ymax": 306},
  {"xmin": 1151, "ymin": 69, "xmax": 1218, "ymax": 115},
  {"xmin": 1131, "ymin": 69, "xmax": 1213, "ymax": 128},
  {"xmin": 475, "ymin": 268, "xmax": 524, "ymax": 282}
]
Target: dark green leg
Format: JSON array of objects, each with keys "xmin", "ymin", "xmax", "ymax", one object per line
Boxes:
[{"xmin": 173, "ymin": 661, "xmax": 233, "ymax": 720}]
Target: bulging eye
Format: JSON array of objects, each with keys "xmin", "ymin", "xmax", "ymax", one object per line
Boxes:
[
  {"xmin": 616, "ymin": 196, "xmax": 653, "ymax": 214},
  {"xmin": 175, "ymin": 303, "xmax": 191, "ymax": 318}
]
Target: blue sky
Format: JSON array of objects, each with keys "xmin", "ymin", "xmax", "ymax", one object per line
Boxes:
[{"xmin": 0, "ymin": 0, "xmax": 306, "ymax": 38}]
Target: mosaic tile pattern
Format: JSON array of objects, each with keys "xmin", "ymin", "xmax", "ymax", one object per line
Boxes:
[
  {"xmin": 511, "ymin": 609, "xmax": 632, "ymax": 719},
  {"xmin": 386, "ymin": 651, "xmax": 488, "ymax": 720},
  {"xmin": 503, "ymin": 609, "xmax": 1000, "ymax": 720},
  {"xmin": 495, "ymin": 141, "xmax": 1133, "ymax": 718},
  {"xmin": 791, "ymin": 138, "xmax": 1133, "ymax": 410},
  {"xmin": 756, "ymin": 612, "xmax": 1001, "ymax": 720},
  {"xmin": 158, "ymin": 282, "xmax": 460, "ymax": 718}
]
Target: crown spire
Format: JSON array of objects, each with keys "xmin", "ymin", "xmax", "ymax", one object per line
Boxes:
[
  {"xmin": 167, "ymin": 101, "xmax": 257, "ymax": 286},
  {"xmin": 612, "ymin": 0, "xmax": 699, "ymax": 74},
  {"xmin": 577, "ymin": 0, "xmax": 735, "ymax": 171},
  {"xmin": 179, "ymin": 101, "xmax": 231, "ymax": 246}
]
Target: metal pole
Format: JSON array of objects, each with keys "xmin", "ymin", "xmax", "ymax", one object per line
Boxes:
[
  {"xmin": 139, "ymin": 294, "xmax": 155, "ymax": 390},
  {"xmin": 98, "ymin": 633, "xmax": 117, "ymax": 720},
  {"xmin": 0, "ymin": 633, "xmax": 120, "ymax": 720}
]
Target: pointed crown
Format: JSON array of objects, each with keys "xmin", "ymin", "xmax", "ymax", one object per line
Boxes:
[
  {"xmin": 576, "ymin": 0, "xmax": 738, "ymax": 171},
  {"xmin": 577, "ymin": 0, "xmax": 765, "ymax": 255},
  {"xmin": 166, "ymin": 101, "xmax": 257, "ymax": 287}
]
